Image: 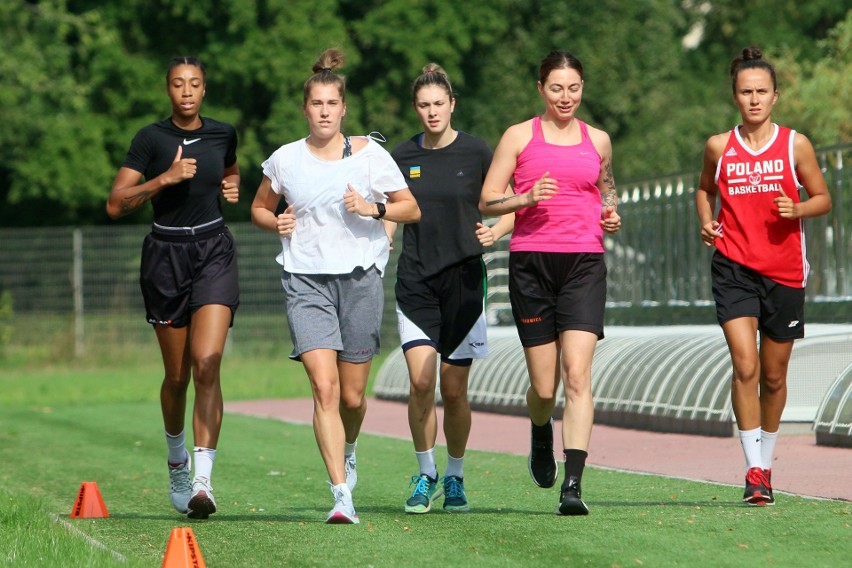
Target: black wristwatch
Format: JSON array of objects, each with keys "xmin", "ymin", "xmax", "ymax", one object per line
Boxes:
[{"xmin": 373, "ymin": 202, "xmax": 386, "ymax": 219}]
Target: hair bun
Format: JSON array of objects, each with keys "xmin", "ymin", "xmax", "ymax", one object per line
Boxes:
[{"xmin": 741, "ymin": 46, "xmax": 763, "ymax": 61}]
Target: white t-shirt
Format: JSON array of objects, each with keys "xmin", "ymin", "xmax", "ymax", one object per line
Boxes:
[{"xmin": 262, "ymin": 136, "xmax": 407, "ymax": 275}]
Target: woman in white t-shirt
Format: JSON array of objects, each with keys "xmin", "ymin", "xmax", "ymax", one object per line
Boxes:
[{"xmin": 251, "ymin": 48, "xmax": 420, "ymax": 524}]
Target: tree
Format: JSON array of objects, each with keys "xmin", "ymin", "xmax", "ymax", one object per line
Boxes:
[
  {"xmin": 773, "ymin": 11, "xmax": 852, "ymax": 146},
  {"xmin": 0, "ymin": 0, "xmax": 848, "ymax": 226}
]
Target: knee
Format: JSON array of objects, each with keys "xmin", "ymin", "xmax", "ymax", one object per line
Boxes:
[
  {"xmin": 340, "ymin": 391, "xmax": 365, "ymax": 412},
  {"xmin": 192, "ymin": 352, "xmax": 222, "ymax": 387},
  {"xmin": 439, "ymin": 383, "xmax": 468, "ymax": 408},
  {"xmin": 761, "ymin": 371, "xmax": 787, "ymax": 394},
  {"xmin": 563, "ymin": 372, "xmax": 591, "ymax": 399},
  {"xmin": 732, "ymin": 359, "xmax": 760, "ymax": 384},
  {"xmin": 311, "ymin": 379, "xmax": 340, "ymax": 410},
  {"xmin": 162, "ymin": 370, "xmax": 190, "ymax": 392},
  {"xmin": 527, "ymin": 383, "xmax": 557, "ymax": 406},
  {"xmin": 409, "ymin": 376, "xmax": 437, "ymax": 400}
]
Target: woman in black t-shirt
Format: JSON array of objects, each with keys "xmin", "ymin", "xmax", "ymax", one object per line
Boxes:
[
  {"xmin": 388, "ymin": 63, "xmax": 513, "ymax": 514},
  {"xmin": 106, "ymin": 56, "xmax": 240, "ymax": 520}
]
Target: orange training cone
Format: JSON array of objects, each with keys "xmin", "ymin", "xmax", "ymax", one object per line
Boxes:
[
  {"xmin": 162, "ymin": 527, "xmax": 207, "ymax": 568},
  {"xmin": 70, "ymin": 481, "xmax": 109, "ymax": 519}
]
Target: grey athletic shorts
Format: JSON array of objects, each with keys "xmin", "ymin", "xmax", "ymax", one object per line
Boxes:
[{"xmin": 282, "ymin": 265, "xmax": 383, "ymax": 363}]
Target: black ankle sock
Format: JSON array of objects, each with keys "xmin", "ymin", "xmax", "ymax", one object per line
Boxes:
[
  {"xmin": 563, "ymin": 449, "xmax": 588, "ymax": 483},
  {"xmin": 531, "ymin": 420, "xmax": 552, "ymax": 439}
]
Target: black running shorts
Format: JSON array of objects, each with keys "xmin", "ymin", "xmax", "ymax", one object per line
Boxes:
[
  {"xmin": 395, "ymin": 256, "xmax": 486, "ymax": 360},
  {"xmin": 508, "ymin": 251, "xmax": 606, "ymax": 347},
  {"xmin": 139, "ymin": 223, "xmax": 239, "ymax": 328},
  {"xmin": 711, "ymin": 251, "xmax": 804, "ymax": 341}
]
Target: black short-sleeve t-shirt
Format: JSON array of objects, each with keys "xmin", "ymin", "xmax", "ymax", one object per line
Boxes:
[
  {"xmin": 122, "ymin": 117, "xmax": 237, "ymax": 227},
  {"xmin": 391, "ymin": 131, "xmax": 492, "ymax": 280}
]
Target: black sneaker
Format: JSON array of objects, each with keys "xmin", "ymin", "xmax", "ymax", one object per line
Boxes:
[
  {"xmin": 528, "ymin": 419, "xmax": 558, "ymax": 488},
  {"xmin": 558, "ymin": 476, "xmax": 589, "ymax": 516}
]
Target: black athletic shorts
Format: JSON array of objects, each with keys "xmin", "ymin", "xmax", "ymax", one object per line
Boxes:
[
  {"xmin": 711, "ymin": 251, "xmax": 804, "ymax": 341},
  {"xmin": 395, "ymin": 256, "xmax": 487, "ymax": 361},
  {"xmin": 509, "ymin": 251, "xmax": 606, "ymax": 347},
  {"xmin": 140, "ymin": 220, "xmax": 239, "ymax": 328}
]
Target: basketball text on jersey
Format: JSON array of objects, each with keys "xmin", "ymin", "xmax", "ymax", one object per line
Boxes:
[{"xmin": 725, "ymin": 159, "xmax": 786, "ymax": 195}]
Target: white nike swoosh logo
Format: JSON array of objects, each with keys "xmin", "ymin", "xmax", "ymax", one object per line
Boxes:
[{"xmin": 183, "ymin": 138, "xmax": 201, "ymax": 145}]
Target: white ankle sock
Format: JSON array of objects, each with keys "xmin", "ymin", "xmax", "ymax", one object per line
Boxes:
[
  {"xmin": 760, "ymin": 429, "xmax": 778, "ymax": 470},
  {"xmin": 415, "ymin": 448, "xmax": 438, "ymax": 479},
  {"xmin": 445, "ymin": 454, "xmax": 465, "ymax": 479},
  {"xmin": 193, "ymin": 447, "xmax": 216, "ymax": 482},
  {"xmin": 165, "ymin": 430, "xmax": 186, "ymax": 465},
  {"xmin": 738, "ymin": 427, "xmax": 762, "ymax": 470},
  {"xmin": 344, "ymin": 440, "xmax": 357, "ymax": 458}
]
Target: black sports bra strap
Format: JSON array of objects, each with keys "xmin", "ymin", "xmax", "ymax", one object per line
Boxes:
[{"xmin": 342, "ymin": 136, "xmax": 352, "ymax": 158}]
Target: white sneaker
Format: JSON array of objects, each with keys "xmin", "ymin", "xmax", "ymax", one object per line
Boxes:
[
  {"xmin": 326, "ymin": 484, "xmax": 359, "ymax": 524},
  {"xmin": 168, "ymin": 450, "xmax": 192, "ymax": 514},
  {"xmin": 344, "ymin": 453, "xmax": 357, "ymax": 491},
  {"xmin": 187, "ymin": 477, "xmax": 217, "ymax": 519}
]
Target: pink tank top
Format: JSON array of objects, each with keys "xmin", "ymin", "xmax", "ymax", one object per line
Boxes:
[{"xmin": 510, "ymin": 117, "xmax": 604, "ymax": 253}]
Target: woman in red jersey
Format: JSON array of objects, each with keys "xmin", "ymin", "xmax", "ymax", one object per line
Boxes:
[
  {"xmin": 695, "ymin": 46, "xmax": 831, "ymax": 506},
  {"xmin": 480, "ymin": 50, "xmax": 621, "ymax": 516}
]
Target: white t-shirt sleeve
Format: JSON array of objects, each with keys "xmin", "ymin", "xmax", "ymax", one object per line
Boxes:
[
  {"xmin": 367, "ymin": 142, "xmax": 408, "ymax": 200},
  {"xmin": 261, "ymin": 143, "xmax": 297, "ymax": 195}
]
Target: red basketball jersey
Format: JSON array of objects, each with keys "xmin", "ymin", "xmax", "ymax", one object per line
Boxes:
[{"xmin": 714, "ymin": 124, "xmax": 807, "ymax": 288}]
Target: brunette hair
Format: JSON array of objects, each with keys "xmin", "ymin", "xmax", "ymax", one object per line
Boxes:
[
  {"xmin": 730, "ymin": 46, "xmax": 777, "ymax": 94},
  {"xmin": 411, "ymin": 63, "xmax": 454, "ymax": 102},
  {"xmin": 538, "ymin": 50, "xmax": 584, "ymax": 85},
  {"xmin": 166, "ymin": 56, "xmax": 206, "ymax": 85},
  {"xmin": 303, "ymin": 48, "xmax": 346, "ymax": 104}
]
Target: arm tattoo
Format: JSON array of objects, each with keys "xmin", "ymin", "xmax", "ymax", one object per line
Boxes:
[
  {"xmin": 602, "ymin": 161, "xmax": 617, "ymax": 210},
  {"xmin": 485, "ymin": 194, "xmax": 521, "ymax": 207},
  {"xmin": 119, "ymin": 190, "xmax": 154, "ymax": 215},
  {"xmin": 602, "ymin": 161, "xmax": 616, "ymax": 193}
]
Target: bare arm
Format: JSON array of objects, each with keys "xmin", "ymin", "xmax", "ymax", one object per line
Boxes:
[
  {"xmin": 382, "ymin": 220, "xmax": 398, "ymax": 249},
  {"xmin": 589, "ymin": 128, "xmax": 621, "ymax": 234},
  {"xmin": 105, "ymin": 146, "xmax": 196, "ymax": 219},
  {"xmin": 220, "ymin": 162, "xmax": 240, "ymax": 204},
  {"xmin": 343, "ymin": 186, "xmax": 421, "ymax": 224},
  {"xmin": 775, "ymin": 133, "xmax": 831, "ymax": 219},
  {"xmin": 479, "ymin": 122, "xmax": 554, "ymax": 215},
  {"xmin": 476, "ymin": 186, "xmax": 515, "ymax": 247},
  {"xmin": 251, "ymin": 176, "xmax": 290, "ymax": 234},
  {"xmin": 695, "ymin": 134, "xmax": 725, "ymax": 246},
  {"xmin": 489, "ymin": 208, "xmax": 515, "ymax": 242}
]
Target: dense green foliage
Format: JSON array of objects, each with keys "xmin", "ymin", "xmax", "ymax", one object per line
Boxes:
[{"xmin": 1, "ymin": 0, "xmax": 849, "ymax": 226}]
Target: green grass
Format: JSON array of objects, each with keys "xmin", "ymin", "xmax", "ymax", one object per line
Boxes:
[{"xmin": 1, "ymin": 357, "xmax": 850, "ymax": 567}]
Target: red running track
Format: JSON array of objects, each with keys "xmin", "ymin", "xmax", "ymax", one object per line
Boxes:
[{"xmin": 225, "ymin": 398, "xmax": 851, "ymax": 502}]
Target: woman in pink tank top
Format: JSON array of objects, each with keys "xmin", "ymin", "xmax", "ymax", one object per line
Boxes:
[
  {"xmin": 480, "ymin": 50, "xmax": 621, "ymax": 516},
  {"xmin": 695, "ymin": 46, "xmax": 830, "ymax": 506}
]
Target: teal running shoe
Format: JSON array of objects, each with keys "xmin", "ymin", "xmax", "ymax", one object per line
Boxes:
[
  {"xmin": 442, "ymin": 475, "xmax": 470, "ymax": 512},
  {"xmin": 405, "ymin": 473, "xmax": 441, "ymax": 514}
]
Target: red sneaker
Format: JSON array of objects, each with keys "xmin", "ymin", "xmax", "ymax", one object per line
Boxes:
[
  {"xmin": 762, "ymin": 468, "xmax": 775, "ymax": 505},
  {"xmin": 743, "ymin": 467, "xmax": 771, "ymax": 506}
]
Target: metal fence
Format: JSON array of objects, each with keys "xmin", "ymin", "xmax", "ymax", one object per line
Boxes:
[{"xmin": 1, "ymin": 143, "xmax": 849, "ymax": 359}]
